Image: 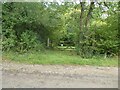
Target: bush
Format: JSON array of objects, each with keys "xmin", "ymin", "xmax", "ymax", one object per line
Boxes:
[
  {"xmin": 16, "ymin": 30, "xmax": 41, "ymax": 52},
  {"xmin": 2, "ymin": 29, "xmax": 16, "ymax": 51},
  {"xmin": 2, "ymin": 29, "xmax": 44, "ymax": 53}
]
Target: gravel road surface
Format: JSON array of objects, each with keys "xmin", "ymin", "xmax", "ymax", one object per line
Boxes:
[{"xmin": 2, "ymin": 60, "xmax": 118, "ymax": 88}]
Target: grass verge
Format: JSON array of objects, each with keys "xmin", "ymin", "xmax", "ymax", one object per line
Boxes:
[{"xmin": 2, "ymin": 50, "xmax": 118, "ymax": 67}]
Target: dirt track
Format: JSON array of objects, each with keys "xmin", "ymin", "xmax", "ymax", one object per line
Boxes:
[{"xmin": 2, "ymin": 60, "xmax": 118, "ymax": 88}]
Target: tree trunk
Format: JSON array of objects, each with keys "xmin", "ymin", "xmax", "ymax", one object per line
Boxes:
[
  {"xmin": 84, "ymin": 2, "xmax": 94, "ymax": 57},
  {"xmin": 76, "ymin": 2, "xmax": 85, "ymax": 55},
  {"xmin": 76, "ymin": 2, "xmax": 95, "ymax": 58},
  {"xmin": 85, "ymin": 2, "xmax": 94, "ymax": 29}
]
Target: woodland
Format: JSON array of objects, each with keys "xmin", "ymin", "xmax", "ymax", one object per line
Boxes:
[{"xmin": 2, "ymin": 2, "xmax": 119, "ymax": 66}]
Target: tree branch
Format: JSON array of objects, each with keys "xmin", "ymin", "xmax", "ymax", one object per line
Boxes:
[
  {"xmin": 104, "ymin": 2, "xmax": 109, "ymax": 9},
  {"xmin": 85, "ymin": 2, "xmax": 94, "ymax": 28}
]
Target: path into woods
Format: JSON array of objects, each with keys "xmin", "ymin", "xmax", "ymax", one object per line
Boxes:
[{"xmin": 2, "ymin": 60, "xmax": 118, "ymax": 88}]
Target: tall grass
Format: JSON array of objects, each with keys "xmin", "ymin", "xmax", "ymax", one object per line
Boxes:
[{"xmin": 2, "ymin": 50, "xmax": 118, "ymax": 67}]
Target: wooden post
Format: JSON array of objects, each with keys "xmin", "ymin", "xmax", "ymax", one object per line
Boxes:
[
  {"xmin": 104, "ymin": 52, "xmax": 107, "ymax": 59},
  {"xmin": 47, "ymin": 38, "xmax": 50, "ymax": 47}
]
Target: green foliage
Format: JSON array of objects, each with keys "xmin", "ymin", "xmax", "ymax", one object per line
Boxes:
[
  {"xmin": 2, "ymin": 2, "xmax": 118, "ymax": 58},
  {"xmin": 16, "ymin": 30, "xmax": 40, "ymax": 52},
  {"xmin": 2, "ymin": 29, "xmax": 16, "ymax": 51},
  {"xmin": 90, "ymin": 13, "xmax": 118, "ymax": 56},
  {"xmin": 75, "ymin": 2, "xmax": 118, "ymax": 58}
]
